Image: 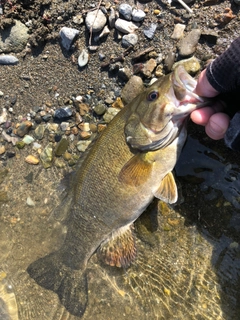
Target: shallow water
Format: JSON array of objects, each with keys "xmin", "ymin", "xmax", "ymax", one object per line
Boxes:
[{"xmin": 0, "ymin": 132, "xmax": 240, "ymax": 320}]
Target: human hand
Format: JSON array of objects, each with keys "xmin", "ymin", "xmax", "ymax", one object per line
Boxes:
[{"xmin": 191, "ymin": 69, "xmax": 230, "ymax": 140}]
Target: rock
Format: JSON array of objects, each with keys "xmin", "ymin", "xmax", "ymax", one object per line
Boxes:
[
  {"xmin": 55, "ymin": 138, "xmax": 69, "ymax": 156},
  {"xmin": 0, "ymin": 55, "xmax": 19, "ymax": 65},
  {"xmin": 0, "ymin": 145, "xmax": 5, "ymax": 155},
  {"xmin": 0, "ymin": 108, "xmax": 8, "ymax": 124},
  {"xmin": 54, "ymin": 107, "xmax": 73, "ymax": 120},
  {"xmin": 40, "ymin": 143, "xmax": 54, "ymax": 168},
  {"xmin": 122, "ymin": 33, "xmax": 138, "ymax": 47},
  {"xmin": 103, "ymin": 107, "xmax": 120, "ymax": 123},
  {"xmin": 164, "ymin": 51, "xmax": 176, "ymax": 72},
  {"xmin": 85, "ymin": 9, "xmax": 107, "ymax": 33},
  {"xmin": 72, "ymin": 14, "xmax": 84, "ymax": 25},
  {"xmin": 59, "ymin": 27, "xmax": 80, "ymax": 51},
  {"xmin": 34, "ymin": 124, "xmax": 46, "ymax": 140},
  {"xmin": 0, "ymin": 20, "xmax": 29, "ymax": 53},
  {"xmin": 54, "ymin": 157, "xmax": 67, "ymax": 168},
  {"xmin": 142, "ymin": 58, "xmax": 157, "ymax": 78},
  {"xmin": 16, "ymin": 120, "xmax": 32, "ymax": 137},
  {"xmin": 22, "ymin": 135, "xmax": 35, "ymax": 144},
  {"xmin": 94, "ymin": 25, "xmax": 110, "ymax": 41},
  {"xmin": 77, "ymin": 140, "xmax": 92, "ymax": 152},
  {"xmin": 26, "ymin": 196, "xmax": 35, "ymax": 206},
  {"xmin": 16, "ymin": 140, "xmax": 25, "ymax": 149},
  {"xmin": 108, "ymin": 7, "xmax": 116, "ymax": 28},
  {"xmin": 121, "ymin": 75, "xmax": 144, "ymax": 105},
  {"xmin": 60, "ymin": 122, "xmax": 70, "ymax": 131},
  {"xmin": 25, "ymin": 155, "xmax": 39, "ymax": 165},
  {"xmin": 173, "ymin": 56, "xmax": 201, "ymax": 75},
  {"xmin": 119, "ymin": 3, "xmax": 132, "ymax": 21},
  {"xmin": 143, "ymin": 23, "xmax": 157, "ymax": 39},
  {"xmin": 178, "ymin": 29, "xmax": 201, "ymax": 57},
  {"xmin": 94, "ymin": 104, "xmax": 106, "ymax": 115},
  {"xmin": 78, "ymin": 49, "xmax": 89, "ymax": 67},
  {"xmin": 115, "ymin": 18, "xmax": 138, "ymax": 34},
  {"xmin": 171, "ymin": 24, "xmax": 186, "ymax": 40},
  {"xmin": 2, "ymin": 130, "xmax": 19, "ymax": 145},
  {"xmin": 132, "ymin": 9, "xmax": 146, "ymax": 22}
]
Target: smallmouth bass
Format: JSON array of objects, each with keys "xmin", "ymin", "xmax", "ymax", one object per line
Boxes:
[{"xmin": 27, "ymin": 66, "xmax": 206, "ymax": 317}]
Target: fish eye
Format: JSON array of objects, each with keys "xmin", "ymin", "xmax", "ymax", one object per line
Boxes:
[{"xmin": 147, "ymin": 91, "xmax": 159, "ymax": 101}]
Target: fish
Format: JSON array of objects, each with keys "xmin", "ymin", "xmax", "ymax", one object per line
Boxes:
[{"xmin": 27, "ymin": 65, "xmax": 206, "ymax": 317}]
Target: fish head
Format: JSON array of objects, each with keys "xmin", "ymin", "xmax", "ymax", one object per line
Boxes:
[{"xmin": 125, "ymin": 65, "xmax": 207, "ymax": 151}]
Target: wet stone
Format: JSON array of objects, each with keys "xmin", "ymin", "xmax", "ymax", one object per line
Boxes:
[
  {"xmin": 16, "ymin": 121, "xmax": 32, "ymax": 137},
  {"xmin": 77, "ymin": 140, "xmax": 92, "ymax": 152},
  {"xmin": 94, "ymin": 104, "xmax": 106, "ymax": 116},
  {"xmin": 42, "ymin": 114, "xmax": 52, "ymax": 122},
  {"xmin": 34, "ymin": 124, "xmax": 46, "ymax": 140},
  {"xmin": 54, "ymin": 107, "xmax": 73, "ymax": 120},
  {"xmin": 40, "ymin": 143, "xmax": 54, "ymax": 168},
  {"xmin": 55, "ymin": 138, "xmax": 69, "ymax": 157},
  {"xmin": 103, "ymin": 107, "xmax": 120, "ymax": 123},
  {"xmin": 0, "ymin": 145, "xmax": 5, "ymax": 154},
  {"xmin": 54, "ymin": 157, "xmax": 67, "ymax": 168},
  {"xmin": 22, "ymin": 135, "xmax": 35, "ymax": 144},
  {"xmin": 25, "ymin": 155, "xmax": 39, "ymax": 165}
]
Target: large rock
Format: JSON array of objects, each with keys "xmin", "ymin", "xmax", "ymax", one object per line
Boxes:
[{"xmin": 0, "ymin": 20, "xmax": 29, "ymax": 53}]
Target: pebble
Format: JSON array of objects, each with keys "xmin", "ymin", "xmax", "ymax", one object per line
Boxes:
[
  {"xmin": 142, "ymin": 58, "xmax": 157, "ymax": 78},
  {"xmin": 0, "ymin": 145, "xmax": 5, "ymax": 155},
  {"xmin": 16, "ymin": 121, "xmax": 32, "ymax": 137},
  {"xmin": 178, "ymin": 29, "xmax": 201, "ymax": 57},
  {"xmin": 22, "ymin": 135, "xmax": 35, "ymax": 144},
  {"xmin": 164, "ymin": 51, "xmax": 176, "ymax": 72},
  {"xmin": 115, "ymin": 18, "xmax": 138, "ymax": 34},
  {"xmin": 119, "ymin": 3, "xmax": 132, "ymax": 21},
  {"xmin": 2, "ymin": 130, "xmax": 19, "ymax": 145},
  {"xmin": 54, "ymin": 107, "xmax": 73, "ymax": 120},
  {"xmin": 85, "ymin": 9, "xmax": 107, "ymax": 33},
  {"xmin": 143, "ymin": 23, "xmax": 157, "ymax": 39},
  {"xmin": 0, "ymin": 108, "xmax": 8, "ymax": 124},
  {"xmin": 122, "ymin": 34, "xmax": 138, "ymax": 47},
  {"xmin": 40, "ymin": 143, "xmax": 53, "ymax": 168},
  {"xmin": 0, "ymin": 55, "xmax": 19, "ymax": 65},
  {"xmin": 26, "ymin": 196, "xmax": 35, "ymax": 206},
  {"xmin": 94, "ymin": 104, "xmax": 106, "ymax": 116},
  {"xmin": 173, "ymin": 56, "xmax": 201, "ymax": 75},
  {"xmin": 60, "ymin": 122, "xmax": 70, "ymax": 131},
  {"xmin": 54, "ymin": 158, "xmax": 67, "ymax": 168},
  {"xmin": 103, "ymin": 107, "xmax": 120, "ymax": 123},
  {"xmin": 16, "ymin": 141, "xmax": 26, "ymax": 151},
  {"xmin": 121, "ymin": 75, "xmax": 144, "ymax": 105},
  {"xmin": 47, "ymin": 123, "xmax": 59, "ymax": 133},
  {"xmin": 72, "ymin": 14, "xmax": 84, "ymax": 25},
  {"xmin": 77, "ymin": 140, "xmax": 92, "ymax": 152},
  {"xmin": 94, "ymin": 25, "xmax": 110, "ymax": 41},
  {"xmin": 171, "ymin": 23, "xmax": 186, "ymax": 40},
  {"xmin": 78, "ymin": 49, "xmax": 89, "ymax": 67},
  {"xmin": 132, "ymin": 9, "xmax": 146, "ymax": 22},
  {"xmin": 25, "ymin": 155, "xmax": 39, "ymax": 165},
  {"xmin": 59, "ymin": 27, "xmax": 80, "ymax": 51},
  {"xmin": 34, "ymin": 124, "xmax": 46, "ymax": 140},
  {"xmin": 0, "ymin": 20, "xmax": 29, "ymax": 53},
  {"xmin": 108, "ymin": 7, "xmax": 116, "ymax": 28},
  {"xmin": 55, "ymin": 138, "xmax": 69, "ymax": 156}
]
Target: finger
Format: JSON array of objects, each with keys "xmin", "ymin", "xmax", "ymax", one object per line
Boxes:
[
  {"xmin": 205, "ymin": 113, "xmax": 230, "ymax": 140},
  {"xmin": 190, "ymin": 102, "xmax": 225, "ymax": 125}
]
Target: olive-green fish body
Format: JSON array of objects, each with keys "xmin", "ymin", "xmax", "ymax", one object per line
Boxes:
[{"xmin": 27, "ymin": 66, "xmax": 206, "ymax": 317}]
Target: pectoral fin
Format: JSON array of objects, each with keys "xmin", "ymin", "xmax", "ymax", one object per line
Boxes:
[
  {"xmin": 154, "ymin": 172, "xmax": 178, "ymax": 204},
  {"xmin": 118, "ymin": 154, "xmax": 152, "ymax": 186}
]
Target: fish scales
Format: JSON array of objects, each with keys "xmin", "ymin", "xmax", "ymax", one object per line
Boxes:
[{"xmin": 27, "ymin": 66, "xmax": 207, "ymax": 317}]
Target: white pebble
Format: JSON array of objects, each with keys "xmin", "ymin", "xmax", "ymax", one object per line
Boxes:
[
  {"xmin": 132, "ymin": 9, "xmax": 146, "ymax": 22},
  {"xmin": 0, "ymin": 55, "xmax": 19, "ymax": 65},
  {"xmin": 85, "ymin": 9, "xmax": 107, "ymax": 32},
  {"xmin": 26, "ymin": 196, "xmax": 35, "ymax": 207},
  {"xmin": 78, "ymin": 49, "xmax": 89, "ymax": 67},
  {"xmin": 119, "ymin": 3, "xmax": 132, "ymax": 21},
  {"xmin": 115, "ymin": 18, "xmax": 138, "ymax": 34},
  {"xmin": 171, "ymin": 23, "xmax": 186, "ymax": 40},
  {"xmin": 122, "ymin": 33, "xmax": 138, "ymax": 47}
]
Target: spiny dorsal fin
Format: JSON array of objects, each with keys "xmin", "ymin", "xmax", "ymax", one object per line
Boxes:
[
  {"xmin": 118, "ymin": 154, "xmax": 153, "ymax": 186},
  {"xmin": 154, "ymin": 172, "xmax": 178, "ymax": 204}
]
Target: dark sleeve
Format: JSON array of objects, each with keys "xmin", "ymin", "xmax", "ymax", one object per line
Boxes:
[{"xmin": 206, "ymin": 36, "xmax": 240, "ymax": 93}]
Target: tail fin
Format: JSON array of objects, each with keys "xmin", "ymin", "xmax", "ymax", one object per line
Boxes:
[{"xmin": 27, "ymin": 251, "xmax": 88, "ymax": 317}]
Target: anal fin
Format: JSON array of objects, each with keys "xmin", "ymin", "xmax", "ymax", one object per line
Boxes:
[
  {"xmin": 154, "ymin": 171, "xmax": 178, "ymax": 204},
  {"xmin": 98, "ymin": 224, "xmax": 137, "ymax": 268}
]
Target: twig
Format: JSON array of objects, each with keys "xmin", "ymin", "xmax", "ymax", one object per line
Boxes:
[
  {"xmin": 89, "ymin": 0, "xmax": 103, "ymax": 46},
  {"xmin": 176, "ymin": 0, "xmax": 193, "ymax": 14}
]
